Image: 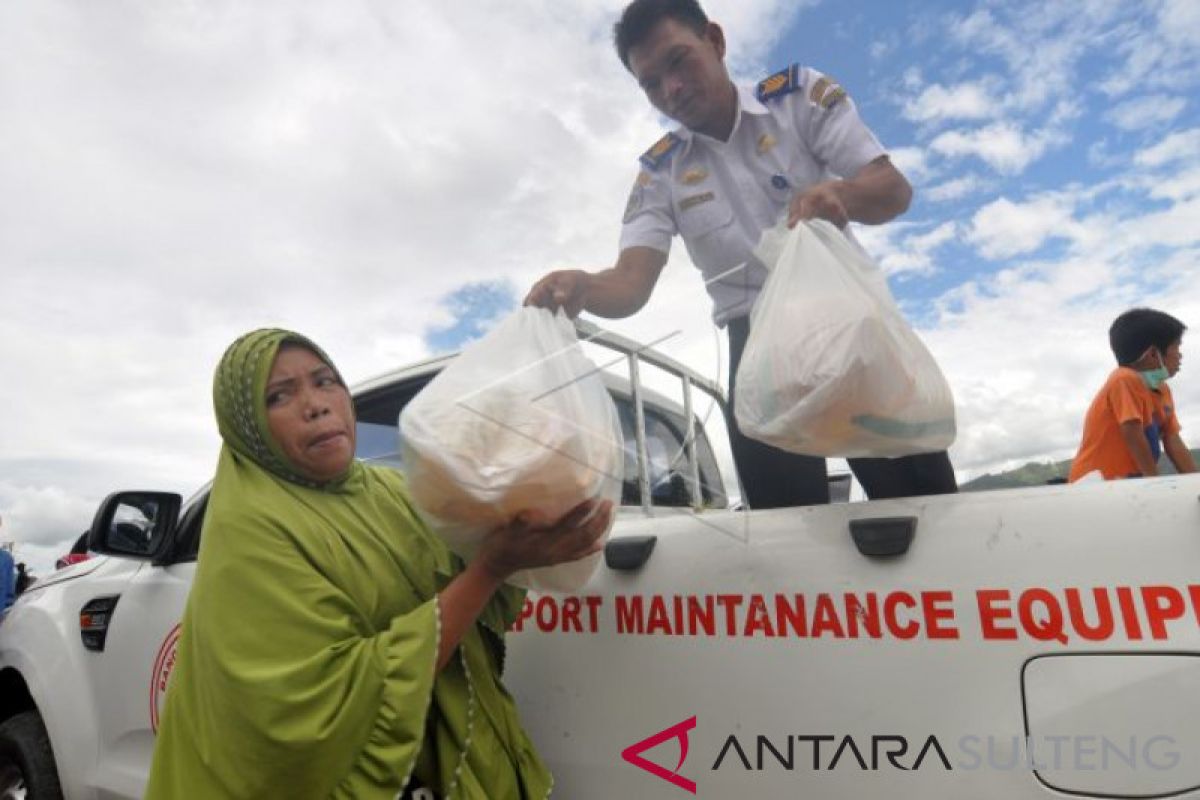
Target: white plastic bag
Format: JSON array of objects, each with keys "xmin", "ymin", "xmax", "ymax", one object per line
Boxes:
[
  {"xmin": 734, "ymin": 219, "xmax": 956, "ymax": 458},
  {"xmin": 399, "ymin": 307, "xmax": 623, "ymax": 592}
]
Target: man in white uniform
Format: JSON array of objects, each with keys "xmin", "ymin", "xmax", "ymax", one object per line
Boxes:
[{"xmin": 526, "ymin": 0, "xmax": 956, "ymax": 508}]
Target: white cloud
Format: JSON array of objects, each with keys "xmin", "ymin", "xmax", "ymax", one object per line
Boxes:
[
  {"xmin": 1146, "ymin": 167, "xmax": 1200, "ymax": 202},
  {"xmin": 877, "ymin": 222, "xmax": 958, "ymax": 278},
  {"xmin": 1134, "ymin": 127, "xmax": 1200, "ymax": 167},
  {"xmin": 910, "ymin": 221, "xmax": 959, "ymax": 251},
  {"xmin": 1160, "ymin": 0, "xmax": 1200, "ymax": 47},
  {"xmin": 947, "ymin": 3, "xmax": 1127, "ymax": 112},
  {"xmin": 924, "ymin": 174, "xmax": 987, "ymax": 202},
  {"xmin": 1100, "ymin": 0, "xmax": 1200, "ymax": 97},
  {"xmin": 0, "ymin": 483, "xmax": 96, "ymax": 552},
  {"xmin": 903, "ymin": 81, "xmax": 996, "ymax": 123},
  {"xmin": 869, "ymin": 36, "xmax": 896, "ymax": 62},
  {"xmin": 930, "ymin": 122, "xmax": 1056, "ymax": 175},
  {"xmin": 1105, "ymin": 94, "xmax": 1187, "ymax": 131},
  {"xmin": 1086, "ymin": 138, "xmax": 1123, "ymax": 169},
  {"xmin": 966, "ymin": 195, "xmax": 1080, "ymax": 260},
  {"xmin": 854, "ymin": 219, "xmax": 959, "ymax": 281}
]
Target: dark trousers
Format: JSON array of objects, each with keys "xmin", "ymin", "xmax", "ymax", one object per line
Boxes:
[{"xmin": 725, "ymin": 316, "xmax": 958, "ymax": 509}]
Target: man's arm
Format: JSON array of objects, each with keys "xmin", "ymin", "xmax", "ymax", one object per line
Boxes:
[
  {"xmin": 1119, "ymin": 420, "xmax": 1160, "ymax": 477},
  {"xmin": 523, "ymin": 245, "xmax": 668, "ymax": 319},
  {"xmin": 787, "ymin": 156, "xmax": 912, "ymax": 228},
  {"xmin": 1164, "ymin": 432, "xmax": 1198, "ymax": 474}
]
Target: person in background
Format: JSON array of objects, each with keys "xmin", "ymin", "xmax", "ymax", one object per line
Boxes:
[
  {"xmin": 1069, "ymin": 308, "xmax": 1197, "ymax": 482},
  {"xmin": 0, "ymin": 548, "xmax": 14, "ymax": 609},
  {"xmin": 525, "ymin": 0, "xmax": 956, "ymax": 508},
  {"xmin": 146, "ymin": 328, "xmax": 611, "ymax": 799},
  {"xmin": 14, "ymin": 563, "xmax": 32, "ymax": 596}
]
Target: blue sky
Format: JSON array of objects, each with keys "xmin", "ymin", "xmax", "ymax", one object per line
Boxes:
[{"xmin": 760, "ymin": 0, "xmax": 1200, "ymax": 315}]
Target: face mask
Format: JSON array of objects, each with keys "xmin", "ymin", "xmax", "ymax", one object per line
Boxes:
[{"xmin": 1140, "ymin": 349, "xmax": 1170, "ymax": 390}]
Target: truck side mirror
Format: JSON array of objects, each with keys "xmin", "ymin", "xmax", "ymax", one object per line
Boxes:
[{"xmin": 88, "ymin": 491, "xmax": 182, "ymax": 560}]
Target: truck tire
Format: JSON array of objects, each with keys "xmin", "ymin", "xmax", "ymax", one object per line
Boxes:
[{"xmin": 0, "ymin": 710, "xmax": 63, "ymax": 800}]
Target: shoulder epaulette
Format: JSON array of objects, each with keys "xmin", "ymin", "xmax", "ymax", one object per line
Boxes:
[
  {"xmin": 756, "ymin": 63, "xmax": 801, "ymax": 102},
  {"xmin": 639, "ymin": 132, "xmax": 682, "ymax": 171}
]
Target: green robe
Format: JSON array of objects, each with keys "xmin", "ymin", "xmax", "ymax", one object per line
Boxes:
[{"xmin": 146, "ymin": 329, "xmax": 551, "ymax": 799}]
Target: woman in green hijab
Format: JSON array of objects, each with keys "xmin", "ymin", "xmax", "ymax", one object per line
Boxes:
[{"xmin": 146, "ymin": 329, "xmax": 610, "ymax": 799}]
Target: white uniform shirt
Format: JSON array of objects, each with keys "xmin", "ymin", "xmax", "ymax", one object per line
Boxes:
[{"xmin": 619, "ymin": 66, "xmax": 886, "ymax": 326}]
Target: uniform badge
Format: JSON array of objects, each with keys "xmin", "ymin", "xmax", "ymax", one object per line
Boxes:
[
  {"xmin": 681, "ymin": 167, "xmax": 708, "ymax": 185},
  {"xmin": 623, "ymin": 186, "xmax": 644, "ymax": 223},
  {"xmin": 639, "ymin": 133, "xmax": 683, "ymax": 171},
  {"xmin": 821, "ymin": 86, "xmax": 846, "ymax": 109},
  {"xmin": 624, "ymin": 172, "xmax": 653, "ymax": 222},
  {"xmin": 756, "ymin": 64, "xmax": 801, "ymax": 102},
  {"xmin": 679, "ymin": 191, "xmax": 715, "ymax": 212},
  {"xmin": 756, "ymin": 133, "xmax": 777, "ymax": 155},
  {"xmin": 770, "ymin": 174, "xmax": 789, "ymax": 190},
  {"xmin": 810, "ymin": 76, "xmax": 847, "ymax": 110}
]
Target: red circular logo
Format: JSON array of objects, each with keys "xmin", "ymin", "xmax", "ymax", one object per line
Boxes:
[{"xmin": 149, "ymin": 624, "xmax": 181, "ymax": 733}]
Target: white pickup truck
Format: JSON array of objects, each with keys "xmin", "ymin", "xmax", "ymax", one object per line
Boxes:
[{"xmin": 2, "ymin": 323, "xmax": 1199, "ymax": 800}]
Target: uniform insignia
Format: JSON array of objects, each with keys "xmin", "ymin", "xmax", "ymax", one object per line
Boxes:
[
  {"xmin": 756, "ymin": 63, "xmax": 801, "ymax": 102},
  {"xmin": 681, "ymin": 167, "xmax": 708, "ymax": 185},
  {"xmin": 624, "ymin": 172, "xmax": 653, "ymax": 222},
  {"xmin": 623, "ymin": 186, "xmax": 644, "ymax": 223},
  {"xmin": 809, "ymin": 77, "xmax": 831, "ymax": 104},
  {"xmin": 810, "ymin": 76, "xmax": 846, "ymax": 110},
  {"xmin": 756, "ymin": 133, "xmax": 777, "ymax": 155},
  {"xmin": 822, "ymin": 87, "xmax": 847, "ymax": 109},
  {"xmin": 679, "ymin": 191, "xmax": 715, "ymax": 212},
  {"xmin": 639, "ymin": 133, "xmax": 683, "ymax": 171}
]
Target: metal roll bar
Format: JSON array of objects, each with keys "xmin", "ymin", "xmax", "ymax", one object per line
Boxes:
[{"xmin": 574, "ymin": 320, "xmax": 729, "ymax": 515}]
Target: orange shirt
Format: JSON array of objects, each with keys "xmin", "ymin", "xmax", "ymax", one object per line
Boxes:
[{"xmin": 1069, "ymin": 367, "xmax": 1181, "ymax": 481}]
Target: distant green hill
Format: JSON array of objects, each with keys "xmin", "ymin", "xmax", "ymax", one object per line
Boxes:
[{"xmin": 961, "ymin": 449, "xmax": 1200, "ymax": 491}]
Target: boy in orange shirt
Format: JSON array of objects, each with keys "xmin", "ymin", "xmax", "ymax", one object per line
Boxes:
[{"xmin": 1070, "ymin": 308, "xmax": 1197, "ymax": 481}]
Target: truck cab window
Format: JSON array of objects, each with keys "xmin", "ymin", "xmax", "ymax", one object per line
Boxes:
[
  {"xmin": 615, "ymin": 399, "xmax": 727, "ymax": 509},
  {"xmin": 353, "ymin": 378, "xmax": 433, "ymax": 471}
]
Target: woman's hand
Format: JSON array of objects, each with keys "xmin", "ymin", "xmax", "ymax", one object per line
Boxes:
[
  {"xmin": 434, "ymin": 499, "xmax": 613, "ymax": 669},
  {"xmin": 476, "ymin": 499, "xmax": 614, "ymax": 581}
]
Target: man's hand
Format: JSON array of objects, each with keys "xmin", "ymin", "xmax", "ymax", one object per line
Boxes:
[
  {"xmin": 524, "ymin": 270, "xmax": 592, "ymax": 318},
  {"xmin": 787, "ymin": 180, "xmax": 850, "ymax": 229},
  {"xmin": 523, "ymin": 248, "xmax": 668, "ymax": 320},
  {"xmin": 787, "ymin": 157, "xmax": 912, "ymax": 229}
]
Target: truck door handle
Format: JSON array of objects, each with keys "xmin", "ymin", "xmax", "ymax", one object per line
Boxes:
[
  {"xmin": 849, "ymin": 516, "xmax": 916, "ymax": 557},
  {"xmin": 605, "ymin": 536, "xmax": 657, "ymax": 571}
]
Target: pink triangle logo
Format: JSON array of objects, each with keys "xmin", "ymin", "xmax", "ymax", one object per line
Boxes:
[{"xmin": 620, "ymin": 715, "xmax": 698, "ymax": 794}]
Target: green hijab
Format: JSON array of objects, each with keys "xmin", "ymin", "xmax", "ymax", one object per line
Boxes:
[
  {"xmin": 212, "ymin": 328, "xmax": 351, "ymax": 488},
  {"xmin": 145, "ymin": 328, "xmax": 550, "ymax": 799}
]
